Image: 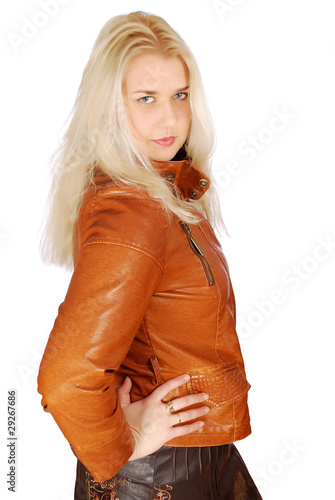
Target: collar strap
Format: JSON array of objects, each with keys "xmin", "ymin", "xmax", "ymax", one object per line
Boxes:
[{"xmin": 150, "ymin": 159, "xmax": 210, "ymax": 200}]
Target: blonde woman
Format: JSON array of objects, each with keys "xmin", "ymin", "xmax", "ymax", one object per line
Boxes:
[{"xmin": 38, "ymin": 11, "xmax": 262, "ymax": 499}]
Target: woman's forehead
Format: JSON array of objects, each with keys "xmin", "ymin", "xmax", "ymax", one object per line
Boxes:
[{"xmin": 124, "ymin": 53, "xmax": 189, "ymax": 94}]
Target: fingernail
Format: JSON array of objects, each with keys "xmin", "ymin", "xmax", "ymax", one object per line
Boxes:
[
  {"xmin": 184, "ymin": 375, "xmax": 191, "ymax": 381},
  {"xmin": 203, "ymin": 393, "xmax": 210, "ymax": 400}
]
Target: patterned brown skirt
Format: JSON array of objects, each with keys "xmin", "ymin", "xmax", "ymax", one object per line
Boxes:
[{"xmin": 74, "ymin": 444, "xmax": 262, "ymax": 499}]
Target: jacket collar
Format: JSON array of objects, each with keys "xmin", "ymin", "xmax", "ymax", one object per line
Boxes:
[
  {"xmin": 150, "ymin": 159, "xmax": 210, "ymax": 200},
  {"xmin": 92, "ymin": 158, "xmax": 210, "ymax": 201}
]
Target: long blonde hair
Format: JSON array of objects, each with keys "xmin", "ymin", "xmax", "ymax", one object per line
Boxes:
[{"xmin": 40, "ymin": 11, "xmax": 226, "ymax": 270}]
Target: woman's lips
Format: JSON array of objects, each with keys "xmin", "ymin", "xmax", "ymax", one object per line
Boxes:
[{"xmin": 153, "ymin": 136, "xmax": 176, "ymax": 147}]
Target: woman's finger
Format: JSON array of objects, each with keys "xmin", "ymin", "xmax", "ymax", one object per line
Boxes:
[
  {"xmin": 174, "ymin": 405, "xmax": 210, "ymax": 425},
  {"xmin": 117, "ymin": 376, "xmax": 132, "ymax": 407},
  {"xmin": 165, "ymin": 392, "xmax": 209, "ymax": 413},
  {"xmin": 151, "ymin": 374, "xmax": 191, "ymax": 403},
  {"xmin": 170, "ymin": 419, "xmax": 205, "ymax": 440}
]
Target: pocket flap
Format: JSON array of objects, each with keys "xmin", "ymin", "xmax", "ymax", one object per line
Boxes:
[{"xmin": 188, "ymin": 364, "xmax": 251, "ymax": 407}]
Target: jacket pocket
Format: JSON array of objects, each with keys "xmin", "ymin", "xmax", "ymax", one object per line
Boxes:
[{"xmin": 187, "ymin": 363, "xmax": 251, "ymax": 407}]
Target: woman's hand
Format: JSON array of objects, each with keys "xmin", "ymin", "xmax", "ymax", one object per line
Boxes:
[{"xmin": 117, "ymin": 374, "xmax": 210, "ymax": 461}]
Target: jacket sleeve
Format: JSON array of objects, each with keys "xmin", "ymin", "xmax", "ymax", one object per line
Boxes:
[{"xmin": 37, "ymin": 190, "xmax": 168, "ymax": 482}]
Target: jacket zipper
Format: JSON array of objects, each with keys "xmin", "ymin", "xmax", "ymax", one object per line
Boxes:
[{"xmin": 179, "ymin": 221, "xmax": 215, "ymax": 286}]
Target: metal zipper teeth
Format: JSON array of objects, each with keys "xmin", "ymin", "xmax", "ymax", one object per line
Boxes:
[{"xmin": 180, "ymin": 221, "xmax": 215, "ymax": 286}]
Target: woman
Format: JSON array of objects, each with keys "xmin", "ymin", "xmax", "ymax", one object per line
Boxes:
[{"xmin": 38, "ymin": 11, "xmax": 262, "ymax": 499}]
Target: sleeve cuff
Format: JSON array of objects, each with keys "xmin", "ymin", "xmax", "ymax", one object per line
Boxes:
[{"xmin": 69, "ymin": 413, "xmax": 135, "ymax": 482}]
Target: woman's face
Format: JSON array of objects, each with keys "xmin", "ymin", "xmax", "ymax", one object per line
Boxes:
[{"xmin": 123, "ymin": 53, "xmax": 191, "ymax": 162}]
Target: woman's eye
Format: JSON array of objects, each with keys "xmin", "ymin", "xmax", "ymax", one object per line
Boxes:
[
  {"xmin": 138, "ymin": 96, "xmax": 154, "ymax": 104},
  {"xmin": 138, "ymin": 93, "xmax": 188, "ymax": 103},
  {"xmin": 174, "ymin": 92, "xmax": 188, "ymax": 100}
]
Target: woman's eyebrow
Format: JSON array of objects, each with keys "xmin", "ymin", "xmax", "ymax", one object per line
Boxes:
[{"xmin": 131, "ymin": 85, "xmax": 189, "ymax": 94}]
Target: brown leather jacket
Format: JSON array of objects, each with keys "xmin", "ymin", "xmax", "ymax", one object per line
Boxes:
[{"xmin": 37, "ymin": 158, "xmax": 252, "ymax": 482}]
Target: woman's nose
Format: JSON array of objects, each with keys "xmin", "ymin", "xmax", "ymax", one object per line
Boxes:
[{"xmin": 157, "ymin": 101, "xmax": 177, "ymax": 129}]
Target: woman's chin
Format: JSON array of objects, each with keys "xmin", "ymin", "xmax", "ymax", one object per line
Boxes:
[{"xmin": 149, "ymin": 150, "xmax": 181, "ymax": 163}]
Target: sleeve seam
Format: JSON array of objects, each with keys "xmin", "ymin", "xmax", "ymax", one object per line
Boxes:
[{"xmin": 82, "ymin": 240, "xmax": 164, "ymax": 274}]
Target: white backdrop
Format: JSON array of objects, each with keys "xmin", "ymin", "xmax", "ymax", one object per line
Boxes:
[{"xmin": 1, "ymin": 1, "xmax": 334, "ymax": 499}]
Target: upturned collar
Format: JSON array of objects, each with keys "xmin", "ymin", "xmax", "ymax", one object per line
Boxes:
[
  {"xmin": 92, "ymin": 158, "xmax": 210, "ymax": 201},
  {"xmin": 150, "ymin": 159, "xmax": 210, "ymax": 201}
]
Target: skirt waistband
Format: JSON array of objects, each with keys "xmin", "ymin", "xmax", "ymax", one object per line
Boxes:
[{"xmin": 75, "ymin": 444, "xmax": 263, "ymax": 500}]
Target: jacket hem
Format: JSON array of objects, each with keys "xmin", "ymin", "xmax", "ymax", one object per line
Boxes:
[{"xmin": 164, "ymin": 423, "xmax": 251, "ymax": 447}]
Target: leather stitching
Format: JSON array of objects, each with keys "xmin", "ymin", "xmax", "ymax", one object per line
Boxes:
[{"xmin": 82, "ymin": 240, "xmax": 164, "ymax": 273}]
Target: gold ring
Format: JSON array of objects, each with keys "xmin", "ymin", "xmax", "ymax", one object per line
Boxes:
[
  {"xmin": 177, "ymin": 413, "xmax": 182, "ymax": 424},
  {"xmin": 165, "ymin": 401, "xmax": 174, "ymax": 414}
]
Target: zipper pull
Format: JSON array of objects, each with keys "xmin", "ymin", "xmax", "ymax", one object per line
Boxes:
[
  {"xmin": 180, "ymin": 221, "xmax": 191, "ymax": 236},
  {"xmin": 180, "ymin": 222, "xmax": 204, "ymax": 256},
  {"xmin": 179, "ymin": 221, "xmax": 215, "ymax": 286}
]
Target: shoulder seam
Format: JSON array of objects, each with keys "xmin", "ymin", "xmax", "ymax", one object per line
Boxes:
[
  {"xmin": 82, "ymin": 240, "xmax": 164, "ymax": 274},
  {"xmin": 83, "ymin": 189, "xmax": 166, "ymax": 224},
  {"xmin": 93, "ymin": 185, "xmax": 163, "ymax": 205}
]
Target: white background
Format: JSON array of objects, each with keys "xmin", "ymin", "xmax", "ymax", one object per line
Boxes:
[{"xmin": 1, "ymin": 0, "xmax": 334, "ymax": 498}]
